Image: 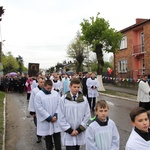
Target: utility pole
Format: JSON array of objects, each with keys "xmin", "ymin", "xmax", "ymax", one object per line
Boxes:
[
  {"xmin": 0, "ymin": 6, "xmax": 4, "ymax": 62},
  {"xmin": 0, "ymin": 6, "xmax": 4, "ymax": 75},
  {"xmin": 0, "ymin": 42, "xmax": 1, "ymax": 62}
]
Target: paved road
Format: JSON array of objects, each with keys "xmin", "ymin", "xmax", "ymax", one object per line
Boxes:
[{"xmin": 5, "ymin": 92, "xmax": 138, "ymax": 150}]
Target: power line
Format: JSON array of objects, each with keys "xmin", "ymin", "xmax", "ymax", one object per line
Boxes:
[{"xmin": 3, "ymin": 44, "xmax": 68, "ymax": 48}]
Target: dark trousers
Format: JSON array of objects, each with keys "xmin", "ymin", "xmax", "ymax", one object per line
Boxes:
[
  {"xmin": 88, "ymin": 97, "xmax": 96, "ymax": 110},
  {"xmin": 27, "ymin": 93, "xmax": 31, "ymax": 100},
  {"xmin": 33, "ymin": 116, "xmax": 42, "ymax": 138},
  {"xmin": 66, "ymin": 145, "xmax": 80, "ymax": 150},
  {"xmin": 45, "ymin": 132, "xmax": 61, "ymax": 150},
  {"xmin": 139, "ymin": 101, "xmax": 150, "ymax": 111}
]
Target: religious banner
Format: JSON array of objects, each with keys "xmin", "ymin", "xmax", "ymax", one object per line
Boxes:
[{"xmin": 28, "ymin": 63, "xmax": 39, "ymax": 77}]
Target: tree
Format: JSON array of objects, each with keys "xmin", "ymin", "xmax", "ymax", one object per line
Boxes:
[
  {"xmin": 80, "ymin": 13, "xmax": 122, "ymax": 75},
  {"xmin": 103, "ymin": 61, "xmax": 113, "ymax": 72},
  {"xmin": 80, "ymin": 13, "xmax": 122, "ymax": 91},
  {"xmin": 67, "ymin": 31, "xmax": 88, "ymax": 73},
  {"xmin": 16, "ymin": 55, "xmax": 24, "ymax": 74},
  {"xmin": 2, "ymin": 52, "xmax": 19, "ymax": 73},
  {"xmin": 55, "ymin": 63, "xmax": 64, "ymax": 72},
  {"xmin": 109, "ymin": 55, "xmax": 114, "ymax": 69},
  {"xmin": 0, "ymin": 6, "xmax": 4, "ymax": 21}
]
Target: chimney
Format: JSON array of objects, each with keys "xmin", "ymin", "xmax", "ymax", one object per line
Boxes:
[{"xmin": 136, "ymin": 18, "xmax": 148, "ymax": 24}]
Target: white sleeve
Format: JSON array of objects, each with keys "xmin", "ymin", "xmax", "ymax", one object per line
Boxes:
[
  {"xmin": 34, "ymin": 94, "xmax": 49, "ymax": 122},
  {"xmin": 86, "ymin": 126, "xmax": 99, "ymax": 150},
  {"xmin": 28, "ymin": 90, "xmax": 36, "ymax": 112},
  {"xmin": 58, "ymin": 96, "xmax": 71, "ymax": 131},
  {"xmin": 111, "ymin": 122, "xmax": 120, "ymax": 150}
]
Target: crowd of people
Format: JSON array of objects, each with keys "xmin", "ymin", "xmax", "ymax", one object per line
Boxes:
[
  {"xmin": 1, "ymin": 72, "xmax": 150, "ymax": 149},
  {"xmin": 27, "ymin": 72, "xmax": 120, "ymax": 150}
]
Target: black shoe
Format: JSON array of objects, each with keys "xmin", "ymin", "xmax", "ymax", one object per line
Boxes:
[{"xmin": 36, "ymin": 137, "xmax": 41, "ymax": 143}]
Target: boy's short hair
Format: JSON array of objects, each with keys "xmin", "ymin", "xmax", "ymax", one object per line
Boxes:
[
  {"xmin": 129, "ymin": 107, "xmax": 148, "ymax": 122},
  {"xmin": 70, "ymin": 78, "xmax": 81, "ymax": 86},
  {"xmin": 95, "ymin": 100, "xmax": 109, "ymax": 111},
  {"xmin": 44, "ymin": 79, "xmax": 53, "ymax": 86}
]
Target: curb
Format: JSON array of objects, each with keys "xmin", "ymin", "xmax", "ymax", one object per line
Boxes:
[
  {"xmin": 100, "ymin": 93, "xmax": 138, "ymax": 103},
  {"xmin": 3, "ymin": 96, "xmax": 6, "ymax": 150}
]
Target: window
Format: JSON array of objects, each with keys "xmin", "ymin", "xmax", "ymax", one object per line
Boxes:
[
  {"xmin": 140, "ymin": 32, "xmax": 144, "ymax": 52},
  {"xmin": 118, "ymin": 60, "xmax": 127, "ymax": 73},
  {"xmin": 120, "ymin": 36, "xmax": 127, "ymax": 49}
]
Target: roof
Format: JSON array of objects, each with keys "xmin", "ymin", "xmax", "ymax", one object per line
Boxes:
[{"xmin": 119, "ymin": 18, "xmax": 150, "ymax": 33}]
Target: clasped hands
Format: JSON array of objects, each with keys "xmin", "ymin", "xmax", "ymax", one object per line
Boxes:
[{"xmin": 71, "ymin": 130, "xmax": 79, "ymax": 136}]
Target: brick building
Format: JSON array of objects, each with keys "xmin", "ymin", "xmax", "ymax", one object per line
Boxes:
[{"xmin": 114, "ymin": 18, "xmax": 150, "ymax": 80}]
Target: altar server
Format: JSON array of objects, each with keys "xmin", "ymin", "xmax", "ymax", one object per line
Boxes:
[
  {"xmin": 86, "ymin": 72, "xmax": 99, "ymax": 111},
  {"xmin": 28, "ymin": 77, "xmax": 45, "ymax": 143},
  {"xmin": 51, "ymin": 73, "xmax": 62, "ymax": 96},
  {"xmin": 86, "ymin": 100, "xmax": 120, "ymax": 150},
  {"xmin": 126, "ymin": 107, "xmax": 150, "ymax": 150},
  {"xmin": 58, "ymin": 78, "xmax": 91, "ymax": 150},
  {"xmin": 34, "ymin": 80, "xmax": 61, "ymax": 150}
]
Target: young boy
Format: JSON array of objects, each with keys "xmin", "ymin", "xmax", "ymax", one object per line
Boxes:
[
  {"xmin": 126, "ymin": 107, "xmax": 150, "ymax": 150},
  {"xmin": 58, "ymin": 78, "xmax": 91, "ymax": 150},
  {"xmin": 34, "ymin": 80, "xmax": 61, "ymax": 150},
  {"xmin": 86, "ymin": 100, "xmax": 120, "ymax": 150},
  {"xmin": 28, "ymin": 77, "xmax": 45, "ymax": 143}
]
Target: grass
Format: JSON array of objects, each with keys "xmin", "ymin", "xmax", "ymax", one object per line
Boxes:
[
  {"xmin": 100, "ymin": 89, "xmax": 137, "ymax": 99},
  {"xmin": 0, "ymin": 91, "xmax": 5, "ymax": 150}
]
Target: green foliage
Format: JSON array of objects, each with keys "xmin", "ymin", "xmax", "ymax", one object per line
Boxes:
[
  {"xmin": 46, "ymin": 66, "xmax": 55, "ymax": 73},
  {"xmin": 103, "ymin": 61, "xmax": 113, "ymax": 72},
  {"xmin": 55, "ymin": 63, "xmax": 64, "ymax": 72},
  {"xmin": 16, "ymin": 55, "xmax": 24, "ymax": 74},
  {"xmin": 2, "ymin": 52, "xmax": 26, "ymax": 74},
  {"xmin": 91, "ymin": 61, "xmax": 98, "ymax": 72},
  {"xmin": 67, "ymin": 31, "xmax": 88, "ymax": 72},
  {"xmin": 2, "ymin": 52, "xmax": 19, "ymax": 73},
  {"xmin": 22, "ymin": 66, "xmax": 28, "ymax": 71},
  {"xmin": 80, "ymin": 13, "xmax": 122, "ymax": 75}
]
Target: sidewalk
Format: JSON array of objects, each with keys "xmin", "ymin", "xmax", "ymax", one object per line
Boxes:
[
  {"xmin": 101, "ymin": 83, "xmax": 138, "ymax": 102},
  {"xmin": 103, "ymin": 83, "xmax": 137, "ymax": 95}
]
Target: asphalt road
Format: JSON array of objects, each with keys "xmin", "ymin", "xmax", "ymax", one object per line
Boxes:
[{"xmin": 5, "ymin": 92, "xmax": 138, "ymax": 150}]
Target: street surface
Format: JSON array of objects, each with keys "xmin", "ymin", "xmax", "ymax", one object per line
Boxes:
[{"xmin": 5, "ymin": 92, "xmax": 138, "ymax": 150}]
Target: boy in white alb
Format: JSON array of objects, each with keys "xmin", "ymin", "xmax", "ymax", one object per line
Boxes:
[
  {"xmin": 28, "ymin": 77, "xmax": 45, "ymax": 143},
  {"xmin": 34, "ymin": 80, "xmax": 61, "ymax": 150},
  {"xmin": 58, "ymin": 78, "xmax": 91, "ymax": 150},
  {"xmin": 86, "ymin": 100, "xmax": 120, "ymax": 150},
  {"xmin": 51, "ymin": 73, "xmax": 62, "ymax": 96},
  {"xmin": 126, "ymin": 107, "xmax": 150, "ymax": 150},
  {"xmin": 86, "ymin": 72, "xmax": 99, "ymax": 111}
]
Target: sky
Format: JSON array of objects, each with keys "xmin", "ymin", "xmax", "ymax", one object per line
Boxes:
[{"xmin": 0, "ymin": 0, "xmax": 150, "ymax": 69}]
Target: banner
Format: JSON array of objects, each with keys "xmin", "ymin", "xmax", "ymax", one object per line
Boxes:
[{"xmin": 28, "ymin": 63, "xmax": 39, "ymax": 77}]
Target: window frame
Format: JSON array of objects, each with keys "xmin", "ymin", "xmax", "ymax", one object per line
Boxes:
[
  {"xmin": 120, "ymin": 35, "xmax": 127, "ymax": 50},
  {"xmin": 118, "ymin": 59, "xmax": 128, "ymax": 73}
]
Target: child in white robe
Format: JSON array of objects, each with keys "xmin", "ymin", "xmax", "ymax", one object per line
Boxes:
[
  {"xmin": 86, "ymin": 72, "xmax": 99, "ymax": 111},
  {"xmin": 51, "ymin": 74, "xmax": 62, "ymax": 96},
  {"xmin": 86, "ymin": 100, "xmax": 120, "ymax": 150},
  {"xmin": 28, "ymin": 77, "xmax": 45, "ymax": 143},
  {"xmin": 58, "ymin": 78, "xmax": 91, "ymax": 150},
  {"xmin": 126, "ymin": 107, "xmax": 150, "ymax": 150},
  {"xmin": 34, "ymin": 80, "xmax": 61, "ymax": 150}
]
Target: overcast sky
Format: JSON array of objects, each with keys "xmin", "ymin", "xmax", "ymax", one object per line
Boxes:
[{"xmin": 0, "ymin": 0, "xmax": 150, "ymax": 69}]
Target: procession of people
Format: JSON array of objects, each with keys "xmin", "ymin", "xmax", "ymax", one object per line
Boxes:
[{"xmin": 1, "ymin": 71, "xmax": 150, "ymax": 149}]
